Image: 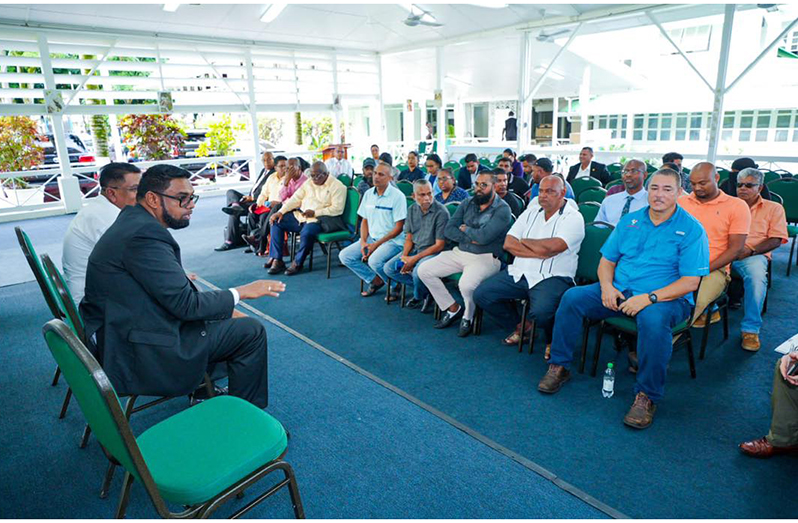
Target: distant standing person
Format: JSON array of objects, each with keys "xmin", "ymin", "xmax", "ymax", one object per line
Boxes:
[{"xmin": 503, "ymin": 111, "xmax": 517, "ymax": 142}]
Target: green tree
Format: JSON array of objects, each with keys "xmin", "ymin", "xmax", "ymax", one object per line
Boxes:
[
  {"xmin": 119, "ymin": 114, "xmax": 186, "ymax": 160},
  {"xmin": 301, "ymin": 116, "xmax": 333, "ymax": 150},
  {"xmin": 196, "ymin": 114, "xmax": 246, "ymax": 157},
  {"xmin": 0, "ymin": 116, "xmax": 43, "ymax": 186},
  {"xmin": 258, "ymin": 116, "xmax": 284, "ymax": 145}
]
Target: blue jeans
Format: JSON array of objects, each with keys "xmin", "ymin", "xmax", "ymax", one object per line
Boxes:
[
  {"xmin": 339, "ymin": 238, "xmax": 403, "ymax": 287},
  {"xmin": 383, "ymin": 253, "xmax": 437, "ymax": 300},
  {"xmin": 549, "ymin": 283, "xmax": 691, "ymax": 403},
  {"xmin": 268, "ymin": 213, "xmax": 323, "ymax": 267},
  {"xmin": 731, "ymin": 255, "xmax": 768, "ymax": 334}
]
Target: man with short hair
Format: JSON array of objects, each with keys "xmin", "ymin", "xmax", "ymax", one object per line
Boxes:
[
  {"xmin": 419, "ymin": 172, "xmax": 512, "ymax": 337},
  {"xmin": 358, "ymin": 158, "xmax": 376, "ymax": 196},
  {"xmin": 662, "ymin": 152, "xmax": 683, "ymax": 170},
  {"xmin": 494, "ymin": 169, "xmax": 525, "ymax": 218},
  {"xmin": 384, "ymin": 179, "xmax": 448, "ymax": 311},
  {"xmin": 325, "ymin": 145, "xmax": 353, "ymax": 179},
  {"xmin": 527, "ymin": 158, "xmax": 575, "ymax": 200},
  {"xmin": 63, "ymin": 162, "xmax": 142, "ymax": 303},
  {"xmin": 538, "ymin": 169, "xmax": 709, "ymax": 429},
  {"xmin": 502, "ymin": 111, "xmax": 517, "ymax": 142},
  {"xmin": 216, "ymin": 151, "xmax": 275, "ymax": 251},
  {"xmin": 730, "ymin": 168, "xmax": 788, "ymax": 351},
  {"xmin": 267, "ymin": 161, "xmax": 347, "ymax": 276},
  {"xmin": 520, "ymin": 154, "xmax": 537, "ymax": 182},
  {"xmin": 398, "ymin": 151, "xmax": 426, "ymax": 182},
  {"xmin": 82, "ymin": 164, "xmax": 285, "ymax": 408},
  {"xmin": 720, "ymin": 157, "xmax": 773, "ymax": 200},
  {"xmin": 456, "ymin": 153, "xmax": 490, "ymax": 190},
  {"xmin": 497, "ymin": 157, "xmax": 530, "ymax": 198},
  {"xmin": 503, "ymin": 148, "xmax": 524, "ymax": 180},
  {"xmin": 566, "ymin": 146, "xmax": 610, "ymax": 185},
  {"xmin": 340, "ymin": 161, "xmax": 407, "ymax": 298},
  {"xmin": 475, "ymin": 175, "xmax": 584, "ymax": 352},
  {"xmin": 661, "ymin": 153, "xmax": 691, "ymax": 193},
  {"xmin": 435, "ymin": 168, "xmax": 469, "ymax": 204},
  {"xmin": 596, "ymin": 159, "xmax": 648, "ymax": 226},
  {"xmin": 679, "ymin": 162, "xmax": 751, "ymax": 326}
]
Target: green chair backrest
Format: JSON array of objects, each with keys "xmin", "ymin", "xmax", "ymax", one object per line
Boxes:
[
  {"xmin": 396, "ymin": 163, "xmax": 408, "ymax": 172},
  {"xmin": 646, "ymin": 164, "xmax": 657, "ymax": 173},
  {"xmin": 681, "ymin": 166, "xmax": 690, "ymax": 175},
  {"xmin": 41, "ymin": 253, "xmax": 86, "ymax": 342},
  {"xmin": 764, "ymin": 171, "xmax": 781, "ymax": 185},
  {"xmin": 397, "ymin": 181, "xmax": 414, "ymax": 197},
  {"xmin": 767, "ymin": 178, "xmax": 798, "ymax": 222},
  {"xmin": 406, "ymin": 196, "xmax": 415, "ymax": 208},
  {"xmin": 42, "ymin": 319, "xmax": 144, "ymax": 482},
  {"xmin": 418, "ymin": 141, "xmax": 427, "ymax": 154},
  {"xmin": 717, "ymin": 168, "xmax": 731, "ymax": 183},
  {"xmin": 431, "ymin": 141, "xmax": 437, "ymax": 153},
  {"xmin": 606, "ymin": 162, "xmax": 623, "ymax": 174},
  {"xmin": 494, "ymin": 154, "xmax": 504, "ymax": 163},
  {"xmin": 571, "ymin": 177, "xmax": 602, "ymax": 197},
  {"xmin": 446, "ymin": 202, "xmax": 460, "ymax": 216},
  {"xmin": 578, "ymin": 202, "xmax": 601, "ymax": 223},
  {"xmin": 576, "ymin": 186, "xmax": 608, "ymax": 204},
  {"xmin": 352, "ymin": 175, "xmax": 364, "ymax": 188},
  {"xmin": 338, "ymin": 174, "xmax": 352, "ymax": 187},
  {"xmin": 15, "ymin": 226, "xmax": 62, "ymax": 319},
  {"xmin": 444, "ymin": 161, "xmax": 460, "ymax": 172},
  {"xmin": 605, "ymin": 178, "xmax": 624, "ymax": 190},
  {"xmin": 478, "ymin": 157, "xmax": 492, "ymax": 167},
  {"xmin": 343, "ymin": 188, "xmax": 361, "ymax": 229},
  {"xmin": 770, "ymin": 191, "xmax": 784, "ymax": 206},
  {"xmin": 459, "ymin": 157, "xmax": 468, "ymax": 166},
  {"xmin": 576, "ymin": 223, "xmax": 614, "ymax": 283}
]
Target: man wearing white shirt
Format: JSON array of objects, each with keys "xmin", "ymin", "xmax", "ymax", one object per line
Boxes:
[
  {"xmin": 62, "ymin": 162, "xmax": 142, "ymax": 304},
  {"xmin": 325, "ymin": 145, "xmax": 353, "ymax": 179},
  {"xmin": 474, "ymin": 175, "xmax": 585, "ymax": 354},
  {"xmin": 595, "ymin": 159, "xmax": 648, "ymax": 226}
]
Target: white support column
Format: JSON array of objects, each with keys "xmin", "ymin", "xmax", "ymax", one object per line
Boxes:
[
  {"xmin": 552, "ymin": 96, "xmax": 559, "ymax": 147},
  {"xmin": 37, "ymin": 34, "xmax": 81, "ymax": 213},
  {"xmin": 454, "ymin": 98, "xmax": 465, "ymax": 144},
  {"xmin": 245, "ymin": 48, "xmax": 261, "ymax": 174},
  {"xmin": 516, "ymin": 31, "xmax": 531, "ymax": 152},
  {"xmin": 579, "ymin": 66, "xmax": 591, "ymax": 145},
  {"xmin": 524, "ymin": 23, "xmax": 583, "ymax": 107},
  {"xmin": 707, "ymin": 4, "xmax": 736, "ymax": 164},
  {"xmin": 331, "ymin": 53, "xmax": 341, "ymax": 144},
  {"xmin": 435, "ymin": 46, "xmax": 446, "ymax": 158},
  {"xmin": 377, "ymin": 54, "xmax": 387, "ymax": 145}
]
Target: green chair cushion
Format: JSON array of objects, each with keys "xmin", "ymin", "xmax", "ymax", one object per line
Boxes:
[
  {"xmin": 137, "ymin": 396, "xmax": 287, "ymax": 506},
  {"xmin": 444, "ymin": 272, "xmax": 462, "ymax": 283},
  {"xmin": 788, "ymin": 225, "xmax": 797, "ymax": 238},
  {"xmin": 605, "ymin": 315, "xmax": 690, "ymax": 334},
  {"xmin": 318, "ymin": 230, "xmax": 352, "ymax": 243}
]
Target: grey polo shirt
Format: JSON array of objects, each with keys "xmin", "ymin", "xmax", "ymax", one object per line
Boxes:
[{"xmin": 404, "ymin": 200, "xmax": 449, "ymax": 253}]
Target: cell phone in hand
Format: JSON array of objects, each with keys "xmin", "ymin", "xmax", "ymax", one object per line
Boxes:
[{"xmin": 789, "ymin": 362, "xmax": 798, "ymax": 377}]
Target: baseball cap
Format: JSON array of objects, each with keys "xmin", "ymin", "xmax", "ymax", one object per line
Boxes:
[
  {"xmin": 535, "ymin": 158, "xmax": 553, "ymax": 172},
  {"xmin": 362, "ymin": 158, "xmax": 376, "ymax": 169}
]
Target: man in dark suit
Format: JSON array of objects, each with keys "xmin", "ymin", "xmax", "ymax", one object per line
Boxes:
[
  {"xmin": 456, "ymin": 153, "xmax": 490, "ymax": 190},
  {"xmin": 566, "ymin": 147, "xmax": 610, "ymax": 185},
  {"xmin": 216, "ymin": 151, "xmax": 275, "ymax": 251},
  {"xmin": 81, "ymin": 164, "xmax": 285, "ymax": 408}
]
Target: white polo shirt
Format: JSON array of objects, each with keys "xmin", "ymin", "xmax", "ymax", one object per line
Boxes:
[
  {"xmin": 506, "ymin": 200, "xmax": 586, "ymax": 289},
  {"xmin": 575, "ymin": 164, "xmax": 591, "ymax": 179},
  {"xmin": 62, "ymin": 194, "xmax": 121, "ymax": 304}
]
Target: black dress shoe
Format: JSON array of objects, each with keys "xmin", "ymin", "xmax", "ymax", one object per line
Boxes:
[
  {"xmin": 243, "ymin": 248, "xmax": 253, "ymax": 254},
  {"xmin": 457, "ymin": 318, "xmax": 473, "ymax": 337},
  {"xmin": 215, "ymin": 243, "xmax": 234, "ymax": 252},
  {"xmin": 189, "ymin": 384, "xmax": 229, "ymax": 406},
  {"xmin": 420, "ymin": 295, "xmax": 433, "ymax": 314},
  {"xmin": 405, "ymin": 298, "xmax": 423, "ymax": 309},
  {"xmin": 222, "ymin": 205, "xmax": 246, "ymax": 216},
  {"xmin": 434, "ymin": 306, "xmax": 463, "ymax": 329},
  {"xmin": 284, "ymin": 263, "xmax": 302, "ymax": 276},
  {"xmin": 267, "ymin": 260, "xmax": 286, "ymax": 275}
]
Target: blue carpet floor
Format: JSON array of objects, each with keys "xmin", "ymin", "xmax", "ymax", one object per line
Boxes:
[{"xmin": 4, "ymin": 194, "xmax": 797, "ymax": 518}]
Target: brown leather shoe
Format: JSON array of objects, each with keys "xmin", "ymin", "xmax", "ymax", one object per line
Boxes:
[
  {"xmin": 623, "ymin": 392, "xmax": 657, "ymax": 429},
  {"xmin": 266, "ymin": 259, "xmax": 286, "ymax": 274},
  {"xmin": 284, "ymin": 262, "xmax": 302, "ymax": 276},
  {"xmin": 538, "ymin": 364, "xmax": 570, "ymax": 394},
  {"xmin": 741, "ymin": 332, "xmax": 761, "ymax": 352},
  {"xmin": 739, "ymin": 437, "xmax": 798, "ymax": 458},
  {"xmin": 693, "ymin": 311, "xmax": 721, "ymax": 328}
]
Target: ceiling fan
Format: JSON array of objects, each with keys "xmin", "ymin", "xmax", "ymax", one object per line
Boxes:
[
  {"xmin": 536, "ymin": 28, "xmax": 570, "ymax": 42},
  {"xmin": 403, "ymin": 5, "xmax": 444, "ymax": 27}
]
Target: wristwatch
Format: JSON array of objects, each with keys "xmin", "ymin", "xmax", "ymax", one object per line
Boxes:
[{"xmin": 648, "ymin": 293, "xmax": 658, "ymax": 304}]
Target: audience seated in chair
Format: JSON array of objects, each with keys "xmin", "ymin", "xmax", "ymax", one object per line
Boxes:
[
  {"xmin": 720, "ymin": 157, "xmax": 773, "ymax": 201},
  {"xmin": 267, "ymin": 161, "xmax": 347, "ymax": 276},
  {"xmin": 740, "ymin": 352, "xmax": 798, "ymax": 458},
  {"xmin": 662, "ymin": 152, "xmax": 691, "ymax": 193},
  {"xmin": 595, "ymin": 159, "xmax": 648, "ymax": 226},
  {"xmin": 502, "ymin": 148, "xmax": 524, "ymax": 181},
  {"xmin": 679, "ymin": 162, "xmax": 751, "ymax": 326},
  {"xmin": 729, "ymin": 168, "xmax": 788, "ymax": 351},
  {"xmin": 63, "ymin": 162, "xmax": 141, "ymax": 304},
  {"xmin": 340, "ymin": 161, "xmax": 407, "ymax": 299},
  {"xmin": 538, "ymin": 169, "xmax": 709, "ymax": 430},
  {"xmin": 494, "ymin": 169, "xmax": 525, "ymax": 218},
  {"xmin": 475, "ymin": 175, "xmax": 584, "ymax": 356},
  {"xmin": 457, "ymin": 153, "xmax": 490, "ymax": 190},
  {"xmin": 242, "ymin": 155, "xmax": 289, "ymax": 255},
  {"xmin": 358, "ymin": 158, "xmax": 376, "ymax": 196},
  {"xmin": 419, "ymin": 171, "xmax": 512, "ymax": 337},
  {"xmin": 216, "ymin": 151, "xmax": 275, "ymax": 251},
  {"xmin": 520, "ymin": 153, "xmax": 537, "ymax": 182},
  {"xmin": 81, "ymin": 164, "xmax": 285, "ymax": 408},
  {"xmin": 435, "ymin": 168, "xmax": 469, "ymax": 204},
  {"xmin": 398, "ymin": 151, "xmax": 426, "ymax": 182},
  {"xmin": 325, "ymin": 145, "xmax": 353, "ymax": 179},
  {"xmin": 424, "ymin": 153, "xmax": 443, "ymax": 196},
  {"xmin": 566, "ymin": 146, "xmax": 610, "ymax": 185},
  {"xmin": 497, "ymin": 157, "xmax": 530, "ymax": 199},
  {"xmin": 370, "ymin": 143, "xmax": 380, "ymax": 162},
  {"xmin": 384, "ymin": 179, "xmax": 448, "ymax": 311},
  {"xmin": 526, "ymin": 158, "xmax": 575, "ymax": 201}
]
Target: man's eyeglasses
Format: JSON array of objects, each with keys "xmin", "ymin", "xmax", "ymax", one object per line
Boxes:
[
  {"xmin": 737, "ymin": 182, "xmax": 760, "ymax": 189},
  {"xmin": 474, "ymin": 182, "xmax": 491, "ymax": 189},
  {"xmin": 622, "ymin": 168, "xmax": 644, "ymax": 174},
  {"xmin": 154, "ymin": 192, "xmax": 199, "ymax": 208},
  {"xmin": 107, "ymin": 185, "xmax": 138, "ymax": 193},
  {"xmin": 309, "ymin": 171, "xmax": 327, "ymax": 179}
]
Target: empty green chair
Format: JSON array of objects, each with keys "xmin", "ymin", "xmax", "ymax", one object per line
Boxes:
[
  {"xmin": 41, "ymin": 319, "xmax": 304, "ymax": 519},
  {"xmin": 767, "ymin": 178, "xmax": 798, "ymax": 275},
  {"xmin": 578, "ymin": 202, "xmax": 601, "ymax": 223},
  {"xmin": 764, "ymin": 171, "xmax": 781, "ymax": 185},
  {"xmin": 444, "ymin": 161, "xmax": 460, "ymax": 172},
  {"xmin": 571, "ymin": 177, "xmax": 602, "ymax": 198},
  {"xmin": 397, "ymin": 181, "xmax": 414, "ymax": 197},
  {"xmin": 478, "ymin": 157, "xmax": 492, "ymax": 168},
  {"xmin": 577, "ymin": 187, "xmax": 608, "ymax": 204},
  {"xmin": 310, "ymin": 187, "xmax": 360, "ymax": 279}
]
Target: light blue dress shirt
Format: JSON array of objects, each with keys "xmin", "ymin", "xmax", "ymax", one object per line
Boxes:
[{"xmin": 596, "ymin": 189, "xmax": 648, "ymax": 226}]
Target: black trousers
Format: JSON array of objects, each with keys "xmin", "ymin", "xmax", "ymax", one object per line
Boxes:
[
  {"xmin": 246, "ymin": 203, "xmax": 282, "ymax": 254},
  {"xmin": 473, "ymin": 270, "xmax": 574, "ymax": 343},
  {"xmin": 224, "ymin": 189, "xmax": 248, "ymax": 245},
  {"xmin": 205, "ymin": 316, "xmax": 269, "ymax": 408}
]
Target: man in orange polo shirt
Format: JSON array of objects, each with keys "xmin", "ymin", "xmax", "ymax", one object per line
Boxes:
[
  {"xmin": 679, "ymin": 162, "xmax": 751, "ymax": 326},
  {"xmin": 730, "ymin": 168, "xmax": 788, "ymax": 351}
]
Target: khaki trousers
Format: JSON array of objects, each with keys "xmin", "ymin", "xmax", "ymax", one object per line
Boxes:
[
  {"xmin": 692, "ymin": 269, "xmax": 731, "ymax": 323},
  {"xmin": 417, "ymin": 248, "xmax": 501, "ymax": 321},
  {"xmin": 767, "ymin": 360, "xmax": 798, "ymax": 447}
]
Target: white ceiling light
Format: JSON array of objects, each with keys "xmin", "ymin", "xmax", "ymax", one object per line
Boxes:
[
  {"xmin": 260, "ymin": 3, "xmax": 287, "ymax": 24},
  {"xmin": 534, "ymin": 66, "xmax": 565, "ymax": 81},
  {"xmin": 468, "ymin": 2, "xmax": 509, "ymax": 8},
  {"xmin": 162, "ymin": 2, "xmax": 180, "ymax": 12}
]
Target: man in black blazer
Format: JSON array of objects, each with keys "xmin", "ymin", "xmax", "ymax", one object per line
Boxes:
[
  {"xmin": 456, "ymin": 153, "xmax": 490, "ymax": 190},
  {"xmin": 566, "ymin": 147, "xmax": 610, "ymax": 185},
  {"xmin": 81, "ymin": 164, "xmax": 285, "ymax": 408},
  {"xmin": 216, "ymin": 151, "xmax": 276, "ymax": 251}
]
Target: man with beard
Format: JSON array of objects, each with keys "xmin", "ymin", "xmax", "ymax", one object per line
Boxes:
[
  {"xmin": 81, "ymin": 165, "xmax": 285, "ymax": 408},
  {"xmin": 418, "ymin": 171, "xmax": 512, "ymax": 337}
]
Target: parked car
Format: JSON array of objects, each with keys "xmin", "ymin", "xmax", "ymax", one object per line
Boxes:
[{"xmin": 28, "ymin": 134, "xmax": 99, "ymax": 202}]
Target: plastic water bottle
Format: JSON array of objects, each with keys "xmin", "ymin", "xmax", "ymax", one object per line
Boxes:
[{"xmin": 602, "ymin": 363, "xmax": 615, "ymax": 398}]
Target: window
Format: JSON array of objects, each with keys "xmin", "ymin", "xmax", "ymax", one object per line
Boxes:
[
  {"xmin": 633, "ymin": 114, "xmax": 644, "ymax": 141},
  {"xmin": 664, "ymin": 24, "xmax": 712, "ymax": 54},
  {"xmin": 621, "ymin": 115, "xmax": 628, "ymax": 139},
  {"xmin": 776, "ymin": 110, "xmax": 792, "ymax": 142}
]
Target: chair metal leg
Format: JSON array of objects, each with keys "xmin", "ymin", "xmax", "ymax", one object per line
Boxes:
[
  {"xmin": 722, "ymin": 304, "xmax": 729, "ymax": 341},
  {"xmin": 283, "ymin": 464, "xmax": 306, "ymax": 519},
  {"xmin": 591, "ymin": 322, "xmax": 605, "ymax": 377},
  {"xmin": 59, "ymin": 388, "xmax": 72, "ymax": 419},
  {"xmin": 308, "ymin": 245, "xmax": 314, "ymax": 272},
  {"xmin": 528, "ymin": 320, "xmax": 537, "ymax": 355},
  {"xmin": 579, "ymin": 319, "xmax": 590, "ymax": 374},
  {"xmin": 686, "ymin": 333, "xmax": 697, "ymax": 379},
  {"xmin": 474, "ymin": 307, "xmax": 482, "ymax": 335},
  {"xmin": 518, "ymin": 300, "xmax": 529, "ymax": 353},
  {"xmin": 788, "ymin": 236, "xmax": 795, "ymax": 276},
  {"xmin": 52, "ymin": 366, "xmax": 61, "ymax": 386},
  {"xmin": 99, "ymin": 460, "xmax": 116, "ymax": 499},
  {"xmin": 400, "ymin": 284, "xmax": 406, "ymax": 308},
  {"xmin": 79, "ymin": 424, "xmax": 91, "ymax": 449},
  {"xmin": 115, "ymin": 472, "xmax": 133, "ymax": 519},
  {"xmin": 326, "ymin": 244, "xmax": 333, "ymax": 279},
  {"xmin": 699, "ymin": 321, "xmax": 711, "ymax": 360}
]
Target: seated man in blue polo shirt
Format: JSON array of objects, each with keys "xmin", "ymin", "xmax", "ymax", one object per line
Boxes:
[
  {"xmin": 538, "ymin": 168, "xmax": 709, "ymax": 430},
  {"xmin": 339, "ymin": 161, "xmax": 407, "ymax": 298}
]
